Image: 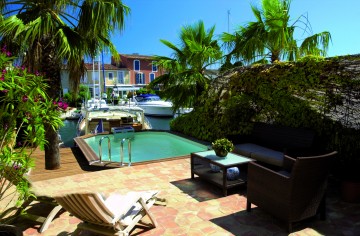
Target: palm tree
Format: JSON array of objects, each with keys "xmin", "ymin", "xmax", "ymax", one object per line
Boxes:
[
  {"xmin": 0, "ymin": 0, "xmax": 130, "ymax": 169},
  {"xmin": 150, "ymin": 20, "xmax": 222, "ymax": 111},
  {"xmin": 221, "ymin": 0, "xmax": 331, "ymax": 64}
]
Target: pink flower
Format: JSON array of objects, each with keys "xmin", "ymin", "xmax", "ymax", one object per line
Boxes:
[
  {"xmin": 22, "ymin": 95, "xmax": 28, "ymax": 102},
  {"xmin": 62, "ymin": 103, "xmax": 69, "ymax": 110}
]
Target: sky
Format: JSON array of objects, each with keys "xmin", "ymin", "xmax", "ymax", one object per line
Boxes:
[{"xmin": 105, "ymin": 0, "xmax": 360, "ymax": 63}]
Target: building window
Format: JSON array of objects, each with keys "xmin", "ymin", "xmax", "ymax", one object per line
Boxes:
[
  {"xmin": 152, "ymin": 61, "xmax": 158, "ymax": 72},
  {"xmin": 108, "ymin": 72, "xmax": 114, "ymax": 80},
  {"xmin": 118, "ymin": 71, "xmax": 124, "ymax": 84},
  {"xmin": 134, "ymin": 60, "xmax": 140, "ymax": 71},
  {"xmin": 149, "ymin": 73, "xmax": 155, "ymax": 82},
  {"xmin": 135, "ymin": 72, "xmax": 145, "ymax": 84}
]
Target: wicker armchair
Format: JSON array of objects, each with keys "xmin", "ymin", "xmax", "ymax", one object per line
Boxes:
[{"xmin": 246, "ymin": 151, "xmax": 337, "ymax": 232}]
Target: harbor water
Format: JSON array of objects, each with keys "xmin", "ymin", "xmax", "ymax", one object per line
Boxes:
[{"xmin": 59, "ymin": 116, "xmax": 173, "ymax": 147}]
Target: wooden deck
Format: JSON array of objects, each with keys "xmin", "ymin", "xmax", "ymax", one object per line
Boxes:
[{"xmin": 28, "ymin": 147, "xmax": 111, "ymax": 182}]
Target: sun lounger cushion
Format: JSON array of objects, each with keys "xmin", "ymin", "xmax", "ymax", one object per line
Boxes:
[
  {"xmin": 54, "ymin": 190, "xmax": 160, "ymax": 235},
  {"xmin": 104, "ymin": 190, "xmax": 158, "ymax": 226}
]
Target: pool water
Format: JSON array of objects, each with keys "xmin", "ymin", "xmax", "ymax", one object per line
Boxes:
[{"xmin": 83, "ymin": 132, "xmax": 207, "ymax": 163}]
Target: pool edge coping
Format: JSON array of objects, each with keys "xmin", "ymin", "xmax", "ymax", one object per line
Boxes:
[{"xmin": 74, "ymin": 131, "xmax": 209, "ymax": 168}]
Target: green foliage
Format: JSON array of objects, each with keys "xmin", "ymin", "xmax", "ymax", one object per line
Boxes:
[
  {"xmin": 171, "ymin": 56, "xmax": 360, "ymax": 169},
  {"xmin": 0, "ymin": 50, "xmax": 63, "ymax": 221},
  {"xmin": 221, "ymin": 0, "xmax": 331, "ymax": 64},
  {"xmin": 138, "ymin": 88, "xmax": 155, "ymax": 95},
  {"xmin": 212, "ymin": 138, "xmax": 234, "ymax": 152},
  {"xmin": 63, "ymin": 84, "xmax": 90, "ymax": 107},
  {"xmin": 151, "ymin": 20, "xmax": 222, "ymax": 111}
]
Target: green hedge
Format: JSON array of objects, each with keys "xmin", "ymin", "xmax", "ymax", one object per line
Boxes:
[{"xmin": 171, "ymin": 55, "xmax": 360, "ymax": 166}]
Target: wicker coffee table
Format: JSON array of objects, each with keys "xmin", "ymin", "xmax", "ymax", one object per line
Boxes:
[{"xmin": 191, "ymin": 150, "xmax": 254, "ymax": 196}]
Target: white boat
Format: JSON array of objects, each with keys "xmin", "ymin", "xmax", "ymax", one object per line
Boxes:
[
  {"xmin": 77, "ymin": 106, "xmax": 150, "ymax": 136},
  {"xmin": 134, "ymin": 94, "xmax": 174, "ymax": 117},
  {"xmin": 176, "ymin": 107, "xmax": 194, "ymax": 115},
  {"xmin": 81, "ymin": 98, "xmax": 110, "ymax": 117},
  {"xmin": 85, "ymin": 98, "xmax": 109, "ymax": 109}
]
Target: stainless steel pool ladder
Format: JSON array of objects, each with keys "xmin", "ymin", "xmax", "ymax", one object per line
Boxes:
[
  {"xmin": 120, "ymin": 138, "xmax": 132, "ymax": 166},
  {"xmin": 99, "ymin": 136, "xmax": 111, "ymax": 163},
  {"xmin": 98, "ymin": 135, "xmax": 133, "ymax": 166}
]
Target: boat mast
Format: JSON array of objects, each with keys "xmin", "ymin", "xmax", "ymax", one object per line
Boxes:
[
  {"xmin": 92, "ymin": 59, "xmax": 96, "ymax": 101},
  {"xmin": 98, "ymin": 54, "xmax": 101, "ymax": 102}
]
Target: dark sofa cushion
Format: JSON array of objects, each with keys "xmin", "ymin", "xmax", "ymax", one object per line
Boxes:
[
  {"xmin": 234, "ymin": 143, "xmax": 284, "ymax": 167},
  {"xmin": 230, "ymin": 123, "xmax": 317, "ymax": 167},
  {"xmin": 251, "ymin": 123, "xmax": 316, "ymax": 151}
]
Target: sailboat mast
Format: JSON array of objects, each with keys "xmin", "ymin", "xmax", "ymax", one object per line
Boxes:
[
  {"xmin": 98, "ymin": 55, "xmax": 101, "ymax": 99},
  {"xmin": 92, "ymin": 59, "xmax": 95, "ymax": 100}
]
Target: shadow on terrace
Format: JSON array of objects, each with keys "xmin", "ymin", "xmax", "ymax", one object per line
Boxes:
[{"xmin": 9, "ymin": 147, "xmax": 360, "ymax": 236}]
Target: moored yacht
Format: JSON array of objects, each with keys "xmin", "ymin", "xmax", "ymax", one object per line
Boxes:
[
  {"xmin": 134, "ymin": 94, "xmax": 174, "ymax": 117},
  {"xmin": 76, "ymin": 106, "xmax": 149, "ymax": 136}
]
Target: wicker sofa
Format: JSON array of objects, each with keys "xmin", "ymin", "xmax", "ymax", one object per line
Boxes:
[{"xmin": 229, "ymin": 122, "xmax": 317, "ymax": 167}]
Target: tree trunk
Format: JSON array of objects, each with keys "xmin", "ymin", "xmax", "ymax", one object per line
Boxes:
[
  {"xmin": 40, "ymin": 36, "xmax": 62, "ymax": 170},
  {"xmin": 44, "ymin": 123, "xmax": 60, "ymax": 170}
]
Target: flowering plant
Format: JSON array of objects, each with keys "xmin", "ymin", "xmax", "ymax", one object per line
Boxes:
[{"xmin": 0, "ymin": 47, "xmax": 63, "ymax": 222}]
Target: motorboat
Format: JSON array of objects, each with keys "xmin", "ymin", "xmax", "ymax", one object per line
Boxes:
[
  {"xmin": 85, "ymin": 98, "xmax": 109, "ymax": 109},
  {"xmin": 134, "ymin": 94, "xmax": 174, "ymax": 117},
  {"xmin": 81, "ymin": 98, "xmax": 110, "ymax": 116},
  {"xmin": 76, "ymin": 106, "xmax": 150, "ymax": 136}
]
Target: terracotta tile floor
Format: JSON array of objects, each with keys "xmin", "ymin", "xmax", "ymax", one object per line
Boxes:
[{"xmin": 13, "ymin": 158, "xmax": 360, "ymax": 236}]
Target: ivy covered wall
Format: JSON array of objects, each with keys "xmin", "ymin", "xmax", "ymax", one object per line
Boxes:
[{"xmin": 171, "ymin": 55, "xmax": 360, "ymax": 165}]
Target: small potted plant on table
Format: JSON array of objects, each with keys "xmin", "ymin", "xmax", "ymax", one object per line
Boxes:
[{"xmin": 212, "ymin": 138, "xmax": 234, "ymax": 157}]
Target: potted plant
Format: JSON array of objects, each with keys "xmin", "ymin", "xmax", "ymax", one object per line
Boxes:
[
  {"xmin": 212, "ymin": 138, "xmax": 234, "ymax": 157},
  {"xmin": 331, "ymin": 128, "xmax": 360, "ymax": 203}
]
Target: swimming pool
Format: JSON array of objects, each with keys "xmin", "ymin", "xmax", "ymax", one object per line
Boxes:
[{"xmin": 74, "ymin": 131, "xmax": 208, "ymax": 165}]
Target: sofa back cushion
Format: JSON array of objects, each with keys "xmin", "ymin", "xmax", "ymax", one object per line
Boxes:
[{"xmin": 252, "ymin": 123, "xmax": 315, "ymax": 150}]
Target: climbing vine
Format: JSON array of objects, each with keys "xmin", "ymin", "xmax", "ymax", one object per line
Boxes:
[{"xmin": 171, "ymin": 55, "xmax": 360, "ymax": 165}]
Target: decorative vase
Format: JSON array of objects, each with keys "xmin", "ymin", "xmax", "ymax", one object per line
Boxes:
[
  {"xmin": 214, "ymin": 148, "xmax": 228, "ymax": 157},
  {"xmin": 227, "ymin": 167, "xmax": 240, "ymax": 180}
]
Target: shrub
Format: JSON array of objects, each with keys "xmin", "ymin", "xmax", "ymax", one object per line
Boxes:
[{"xmin": 0, "ymin": 47, "xmax": 63, "ymax": 222}]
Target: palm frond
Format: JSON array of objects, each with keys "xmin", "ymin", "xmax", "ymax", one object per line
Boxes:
[{"xmin": 299, "ymin": 31, "xmax": 332, "ymax": 57}]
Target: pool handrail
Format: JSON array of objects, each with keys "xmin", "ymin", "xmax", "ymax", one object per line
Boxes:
[
  {"xmin": 120, "ymin": 138, "xmax": 132, "ymax": 166},
  {"xmin": 99, "ymin": 136, "xmax": 111, "ymax": 163}
]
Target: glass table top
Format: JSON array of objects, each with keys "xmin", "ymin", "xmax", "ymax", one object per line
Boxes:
[{"xmin": 193, "ymin": 150, "xmax": 253, "ymax": 165}]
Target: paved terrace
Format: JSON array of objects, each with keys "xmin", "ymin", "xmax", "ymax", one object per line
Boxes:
[{"xmin": 13, "ymin": 147, "xmax": 360, "ymax": 235}]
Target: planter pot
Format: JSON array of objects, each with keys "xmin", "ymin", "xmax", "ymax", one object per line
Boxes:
[
  {"xmin": 214, "ymin": 149, "xmax": 228, "ymax": 157},
  {"xmin": 341, "ymin": 181, "xmax": 360, "ymax": 203}
]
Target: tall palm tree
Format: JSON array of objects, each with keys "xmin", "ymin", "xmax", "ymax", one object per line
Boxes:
[
  {"xmin": 222, "ymin": 0, "xmax": 331, "ymax": 64},
  {"xmin": 150, "ymin": 20, "xmax": 222, "ymax": 111},
  {"xmin": 0, "ymin": 0, "xmax": 130, "ymax": 169}
]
